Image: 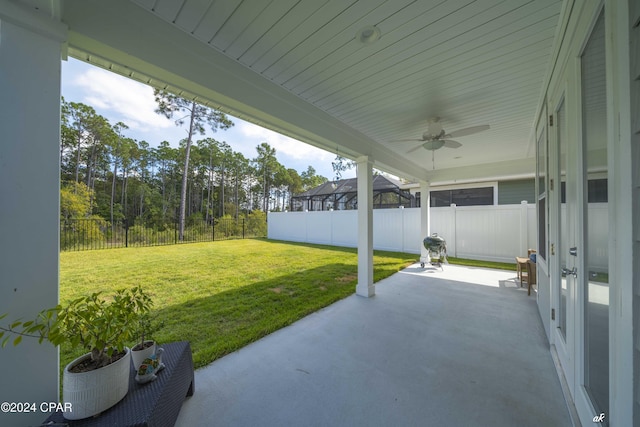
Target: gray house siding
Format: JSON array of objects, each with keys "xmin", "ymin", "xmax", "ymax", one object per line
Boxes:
[{"xmin": 498, "ymin": 179, "xmax": 535, "ymax": 205}]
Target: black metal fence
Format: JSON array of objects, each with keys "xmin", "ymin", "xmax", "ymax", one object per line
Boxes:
[{"xmin": 60, "ymin": 217, "xmax": 267, "ymax": 251}]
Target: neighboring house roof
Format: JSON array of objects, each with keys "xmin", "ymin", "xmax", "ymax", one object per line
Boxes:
[{"xmin": 295, "ymin": 175, "xmax": 406, "ymax": 198}]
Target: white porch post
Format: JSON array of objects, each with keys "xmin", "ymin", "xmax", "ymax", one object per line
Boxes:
[
  {"xmin": 419, "ymin": 181, "xmax": 431, "ymax": 265},
  {"xmin": 356, "ymin": 156, "xmax": 374, "ymax": 297},
  {"xmin": 0, "ymin": 3, "xmax": 66, "ymax": 426},
  {"xmin": 519, "ymin": 200, "xmax": 529, "ymax": 255}
]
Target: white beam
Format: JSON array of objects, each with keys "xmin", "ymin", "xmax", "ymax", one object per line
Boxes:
[
  {"xmin": 426, "ymin": 157, "xmax": 536, "ymax": 184},
  {"xmin": 356, "ymin": 156, "xmax": 374, "ymax": 297},
  {"xmin": 0, "ymin": 2, "xmax": 66, "ymax": 425}
]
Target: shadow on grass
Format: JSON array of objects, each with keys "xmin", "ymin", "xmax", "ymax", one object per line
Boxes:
[
  {"xmin": 150, "ymin": 262, "xmax": 405, "ymax": 369},
  {"xmin": 262, "ymin": 238, "xmax": 358, "ymax": 254},
  {"xmin": 262, "ymin": 238, "xmax": 423, "ymax": 262}
]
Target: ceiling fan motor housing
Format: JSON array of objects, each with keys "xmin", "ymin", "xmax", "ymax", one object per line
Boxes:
[{"xmin": 423, "ymin": 129, "xmax": 445, "ymax": 141}]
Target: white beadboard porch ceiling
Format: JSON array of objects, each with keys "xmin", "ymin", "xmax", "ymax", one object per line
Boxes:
[{"xmin": 57, "ymin": 0, "xmax": 564, "ymax": 182}]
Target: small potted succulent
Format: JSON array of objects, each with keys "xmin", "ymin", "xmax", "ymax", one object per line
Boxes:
[{"xmin": 0, "ymin": 286, "xmax": 152, "ymax": 420}]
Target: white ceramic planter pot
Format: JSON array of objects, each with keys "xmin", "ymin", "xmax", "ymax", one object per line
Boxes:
[
  {"xmin": 62, "ymin": 347, "xmax": 131, "ymax": 420},
  {"xmin": 131, "ymin": 340, "xmax": 156, "ymax": 371}
]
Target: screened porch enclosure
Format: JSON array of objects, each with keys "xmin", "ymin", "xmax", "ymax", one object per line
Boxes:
[{"xmin": 291, "ymin": 176, "xmax": 414, "ymax": 212}]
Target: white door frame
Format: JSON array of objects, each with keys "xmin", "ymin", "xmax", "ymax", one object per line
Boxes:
[
  {"xmin": 567, "ymin": 5, "xmax": 608, "ymax": 426},
  {"xmin": 540, "ymin": 2, "xmax": 614, "ymax": 425},
  {"xmin": 536, "ymin": 0, "xmax": 633, "ymax": 424},
  {"xmin": 548, "ymin": 81, "xmax": 576, "ymax": 395}
]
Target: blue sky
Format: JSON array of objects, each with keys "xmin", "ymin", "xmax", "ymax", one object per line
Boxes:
[{"xmin": 61, "ymin": 57, "xmax": 353, "ymax": 180}]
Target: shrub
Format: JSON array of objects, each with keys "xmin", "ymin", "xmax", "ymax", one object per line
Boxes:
[
  {"xmin": 246, "ymin": 210, "xmax": 267, "ymax": 237},
  {"xmin": 0, "ymin": 287, "xmax": 152, "ymax": 370},
  {"xmin": 60, "ymin": 216, "xmax": 107, "ymax": 250},
  {"xmin": 127, "ymin": 224, "xmax": 149, "ymax": 244}
]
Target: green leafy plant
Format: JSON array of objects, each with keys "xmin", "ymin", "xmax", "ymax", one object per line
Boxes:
[
  {"xmin": 133, "ymin": 313, "xmax": 163, "ymax": 351},
  {"xmin": 0, "ymin": 287, "xmax": 152, "ymax": 370}
]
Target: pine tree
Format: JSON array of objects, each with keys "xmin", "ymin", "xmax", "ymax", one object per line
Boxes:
[{"xmin": 154, "ymin": 90, "xmax": 233, "ymax": 240}]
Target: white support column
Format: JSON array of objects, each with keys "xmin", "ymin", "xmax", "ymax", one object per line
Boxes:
[
  {"xmin": 449, "ymin": 203, "xmax": 457, "ymax": 258},
  {"xmin": 356, "ymin": 156, "xmax": 374, "ymax": 297},
  {"xmin": 0, "ymin": 3, "xmax": 66, "ymax": 426},
  {"xmin": 419, "ymin": 181, "xmax": 431, "ymax": 264},
  {"xmin": 520, "ymin": 200, "xmax": 529, "ymax": 255}
]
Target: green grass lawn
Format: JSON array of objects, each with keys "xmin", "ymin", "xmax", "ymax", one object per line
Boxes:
[
  {"xmin": 446, "ymin": 256, "xmax": 517, "ymax": 271},
  {"xmin": 59, "ymin": 239, "xmax": 416, "ymax": 370}
]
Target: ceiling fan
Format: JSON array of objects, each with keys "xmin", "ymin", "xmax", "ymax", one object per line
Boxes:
[{"xmin": 394, "ymin": 117, "xmax": 490, "ymax": 153}]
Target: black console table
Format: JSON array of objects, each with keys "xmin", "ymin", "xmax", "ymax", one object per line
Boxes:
[{"xmin": 43, "ymin": 341, "xmax": 194, "ymax": 427}]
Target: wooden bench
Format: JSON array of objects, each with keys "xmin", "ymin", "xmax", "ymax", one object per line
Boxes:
[{"xmin": 43, "ymin": 341, "xmax": 194, "ymax": 427}]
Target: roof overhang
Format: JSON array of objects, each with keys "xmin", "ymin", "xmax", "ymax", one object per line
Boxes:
[{"xmin": 57, "ymin": 0, "xmax": 564, "ymax": 183}]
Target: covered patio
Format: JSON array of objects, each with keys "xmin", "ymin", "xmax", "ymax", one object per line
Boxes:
[
  {"xmin": 176, "ymin": 264, "xmax": 571, "ymax": 427},
  {"xmin": 0, "ymin": 0, "xmax": 636, "ymax": 425}
]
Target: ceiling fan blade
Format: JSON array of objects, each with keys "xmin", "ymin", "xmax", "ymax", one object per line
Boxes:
[
  {"xmin": 406, "ymin": 143, "xmax": 425, "ymax": 154},
  {"xmin": 442, "ymin": 140, "xmax": 462, "ymax": 149},
  {"xmin": 445, "ymin": 125, "xmax": 490, "ymax": 138},
  {"xmin": 389, "ymin": 138, "xmax": 424, "ymax": 142}
]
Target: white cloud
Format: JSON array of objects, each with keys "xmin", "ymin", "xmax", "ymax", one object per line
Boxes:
[
  {"xmin": 63, "ymin": 60, "xmax": 340, "ymax": 176},
  {"xmin": 72, "ymin": 67, "xmax": 173, "ymax": 131},
  {"xmin": 237, "ymin": 122, "xmax": 332, "ymax": 162}
]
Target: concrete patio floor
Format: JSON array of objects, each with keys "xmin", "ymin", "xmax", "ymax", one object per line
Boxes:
[{"xmin": 175, "ymin": 263, "xmax": 571, "ymax": 427}]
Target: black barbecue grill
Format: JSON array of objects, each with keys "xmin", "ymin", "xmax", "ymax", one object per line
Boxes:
[{"xmin": 421, "ymin": 233, "xmax": 447, "ymax": 269}]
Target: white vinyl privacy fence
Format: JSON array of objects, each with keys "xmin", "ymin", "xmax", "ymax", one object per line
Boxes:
[{"xmin": 268, "ymin": 203, "xmax": 537, "ymax": 263}]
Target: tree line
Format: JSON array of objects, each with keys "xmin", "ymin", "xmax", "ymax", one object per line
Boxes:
[{"xmin": 60, "ymin": 93, "xmax": 328, "ymax": 239}]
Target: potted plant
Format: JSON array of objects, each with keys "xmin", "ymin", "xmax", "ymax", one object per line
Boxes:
[
  {"xmin": 0, "ymin": 286, "xmax": 152, "ymax": 420},
  {"xmin": 131, "ymin": 312, "xmax": 163, "ymax": 371}
]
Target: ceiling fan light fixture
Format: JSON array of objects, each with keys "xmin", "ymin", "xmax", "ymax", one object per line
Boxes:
[
  {"xmin": 358, "ymin": 25, "xmax": 381, "ymax": 44},
  {"xmin": 424, "ymin": 140, "xmax": 445, "ymax": 151}
]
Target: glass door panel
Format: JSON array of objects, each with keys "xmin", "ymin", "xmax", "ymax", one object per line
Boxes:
[{"xmin": 581, "ymin": 10, "xmax": 608, "ymax": 420}]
